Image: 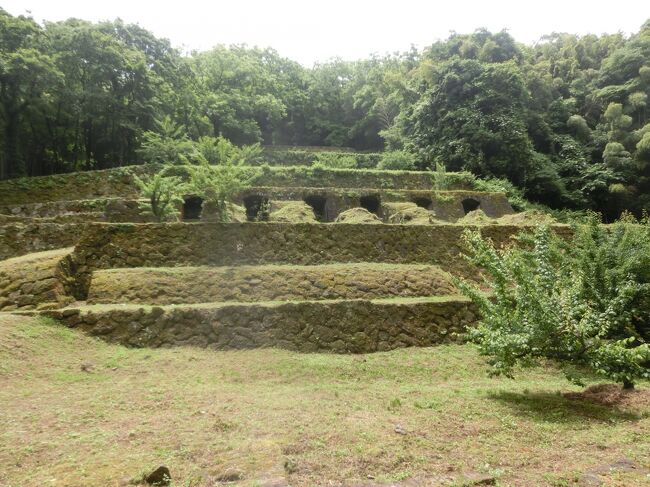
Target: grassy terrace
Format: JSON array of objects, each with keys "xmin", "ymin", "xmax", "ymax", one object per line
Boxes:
[{"xmin": 1, "ymin": 314, "xmax": 648, "ymax": 487}]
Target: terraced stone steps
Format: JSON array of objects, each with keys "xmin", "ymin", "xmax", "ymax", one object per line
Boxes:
[
  {"xmin": 86, "ymin": 263, "xmax": 458, "ymax": 305},
  {"xmin": 72, "ymin": 223, "xmax": 571, "ymax": 292},
  {"xmin": 38, "ymin": 296, "xmax": 476, "ymax": 352},
  {"xmin": 0, "ymin": 165, "xmax": 473, "ymax": 205}
]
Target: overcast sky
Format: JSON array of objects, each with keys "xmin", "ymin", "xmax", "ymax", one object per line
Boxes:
[{"xmin": 3, "ymin": 0, "xmax": 649, "ymax": 65}]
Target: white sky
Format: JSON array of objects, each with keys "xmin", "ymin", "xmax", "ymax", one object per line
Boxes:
[{"xmin": 3, "ymin": 0, "xmax": 649, "ymax": 66}]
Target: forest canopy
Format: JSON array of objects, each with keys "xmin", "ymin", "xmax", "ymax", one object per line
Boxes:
[{"xmin": 1, "ymin": 8, "xmax": 649, "ymax": 217}]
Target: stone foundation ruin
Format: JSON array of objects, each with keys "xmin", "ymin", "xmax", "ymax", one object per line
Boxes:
[{"xmin": 0, "ymin": 161, "xmax": 567, "ymax": 352}]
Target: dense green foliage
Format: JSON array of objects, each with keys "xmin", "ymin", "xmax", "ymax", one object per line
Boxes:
[
  {"xmin": 133, "ymin": 171, "xmax": 185, "ymax": 222},
  {"xmin": 1, "ymin": 8, "xmax": 649, "ymax": 217},
  {"xmin": 458, "ymin": 218, "xmax": 650, "ymax": 388},
  {"xmin": 377, "ymin": 151, "xmax": 417, "ymax": 170},
  {"xmin": 186, "ymin": 160, "xmax": 251, "ymax": 222}
]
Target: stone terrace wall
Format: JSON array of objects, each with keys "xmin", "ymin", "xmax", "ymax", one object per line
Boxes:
[
  {"xmin": 246, "ymin": 167, "xmax": 472, "ymax": 191},
  {"xmin": 87, "ymin": 264, "xmax": 458, "ymax": 305},
  {"xmin": 0, "ymin": 168, "xmax": 140, "ymax": 205},
  {"xmin": 0, "ymin": 248, "xmax": 75, "ymax": 311},
  {"xmin": 0, "ymin": 165, "xmax": 476, "ymax": 205},
  {"xmin": 70, "ymin": 222, "xmax": 573, "ymax": 296},
  {"xmin": 0, "ymin": 223, "xmax": 88, "ymax": 260},
  {"xmin": 43, "ymin": 298, "xmax": 477, "ymax": 352},
  {"xmin": 0, "ymin": 199, "xmax": 108, "ymax": 218}
]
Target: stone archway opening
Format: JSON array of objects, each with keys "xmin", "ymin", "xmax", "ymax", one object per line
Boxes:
[
  {"xmin": 303, "ymin": 195, "xmax": 327, "ymax": 221},
  {"xmin": 461, "ymin": 198, "xmax": 481, "ymax": 214},
  {"xmin": 243, "ymin": 194, "xmax": 270, "ymax": 222},
  {"xmin": 182, "ymin": 196, "xmax": 203, "ymax": 220},
  {"xmin": 360, "ymin": 195, "xmax": 381, "ymax": 215},
  {"xmin": 413, "ymin": 197, "xmax": 433, "ymax": 209}
]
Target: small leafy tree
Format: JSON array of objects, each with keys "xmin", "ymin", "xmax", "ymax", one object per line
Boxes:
[
  {"xmin": 457, "ymin": 217, "xmax": 650, "ymax": 388},
  {"xmin": 133, "ymin": 171, "xmax": 185, "ymax": 222},
  {"xmin": 138, "ymin": 117, "xmax": 197, "ymax": 165},
  {"xmin": 187, "ymin": 160, "xmax": 250, "ymax": 222}
]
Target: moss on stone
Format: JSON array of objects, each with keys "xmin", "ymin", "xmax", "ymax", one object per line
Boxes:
[
  {"xmin": 0, "ymin": 248, "xmax": 75, "ymax": 311},
  {"xmin": 87, "ymin": 263, "xmax": 458, "ymax": 305},
  {"xmin": 42, "ymin": 296, "xmax": 477, "ymax": 352}
]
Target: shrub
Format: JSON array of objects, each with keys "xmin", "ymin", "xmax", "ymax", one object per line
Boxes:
[
  {"xmin": 457, "ymin": 216, "xmax": 650, "ymax": 388},
  {"xmin": 133, "ymin": 171, "xmax": 185, "ymax": 222},
  {"xmin": 377, "ymin": 151, "xmax": 416, "ymax": 170},
  {"xmin": 261, "ymin": 150, "xmax": 382, "ymax": 168}
]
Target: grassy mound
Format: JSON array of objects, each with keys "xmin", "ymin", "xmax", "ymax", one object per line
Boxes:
[
  {"xmin": 497, "ymin": 210, "xmax": 557, "ymax": 225},
  {"xmin": 335, "ymin": 208, "xmax": 381, "ymax": 224},
  {"xmin": 457, "ymin": 209, "xmax": 558, "ymax": 226},
  {"xmin": 457, "ymin": 209, "xmax": 496, "ymax": 225},
  {"xmin": 269, "ymin": 201, "xmax": 317, "ymax": 223},
  {"xmin": 200, "ymin": 202, "xmax": 247, "ymax": 222},
  {"xmin": 383, "ymin": 202, "xmax": 438, "ymax": 225}
]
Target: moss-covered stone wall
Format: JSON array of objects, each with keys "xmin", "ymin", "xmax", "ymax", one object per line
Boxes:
[
  {"xmin": 42, "ymin": 297, "xmax": 476, "ymax": 352},
  {"xmin": 0, "ymin": 165, "xmax": 476, "ymax": 205},
  {"xmin": 0, "ymin": 199, "xmax": 109, "ymax": 218},
  {"xmin": 0, "ymin": 223, "xmax": 86, "ymax": 260},
  {"xmin": 87, "ymin": 263, "xmax": 457, "ymax": 305},
  {"xmin": 0, "ymin": 248, "xmax": 75, "ymax": 311},
  {"xmin": 0, "ymin": 168, "xmax": 140, "ymax": 205},
  {"xmin": 68, "ymin": 222, "xmax": 573, "ymax": 297}
]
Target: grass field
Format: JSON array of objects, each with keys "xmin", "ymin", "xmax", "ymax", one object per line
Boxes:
[{"xmin": 0, "ymin": 314, "xmax": 648, "ymax": 487}]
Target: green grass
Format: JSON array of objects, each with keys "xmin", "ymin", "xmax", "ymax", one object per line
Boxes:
[{"xmin": 0, "ymin": 314, "xmax": 648, "ymax": 487}]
